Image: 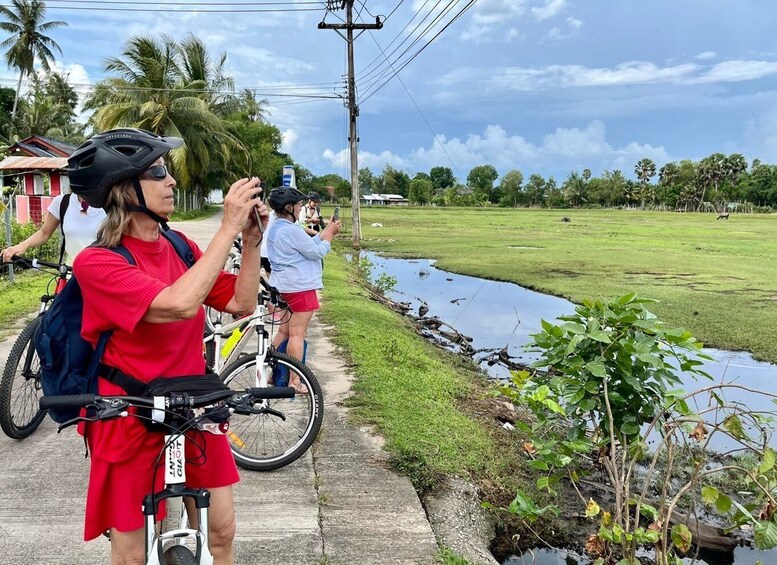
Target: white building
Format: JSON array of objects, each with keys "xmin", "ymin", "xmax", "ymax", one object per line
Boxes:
[{"xmin": 361, "ymin": 193, "xmax": 409, "ymax": 206}]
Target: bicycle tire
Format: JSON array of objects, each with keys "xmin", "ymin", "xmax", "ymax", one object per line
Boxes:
[
  {"xmin": 163, "ymin": 544, "xmax": 197, "ymax": 565},
  {"xmin": 0, "ymin": 317, "xmax": 46, "ymax": 439},
  {"xmin": 221, "ymin": 351, "xmax": 323, "ymax": 471}
]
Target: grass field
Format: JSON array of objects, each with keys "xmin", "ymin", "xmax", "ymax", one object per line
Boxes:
[{"xmin": 353, "ymin": 207, "xmax": 777, "ymax": 364}]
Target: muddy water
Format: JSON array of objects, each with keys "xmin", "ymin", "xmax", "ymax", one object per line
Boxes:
[{"xmin": 362, "ymin": 252, "xmax": 777, "ymax": 565}]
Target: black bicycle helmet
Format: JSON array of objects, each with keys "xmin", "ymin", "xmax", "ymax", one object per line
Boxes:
[
  {"xmin": 268, "ymin": 187, "xmax": 308, "ymax": 213},
  {"xmin": 307, "ymin": 191, "xmax": 321, "ymax": 201},
  {"xmin": 67, "ymin": 128, "xmax": 183, "ymax": 209}
]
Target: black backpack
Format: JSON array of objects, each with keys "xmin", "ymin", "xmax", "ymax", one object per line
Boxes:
[{"xmin": 34, "ymin": 229, "xmax": 196, "ymax": 423}]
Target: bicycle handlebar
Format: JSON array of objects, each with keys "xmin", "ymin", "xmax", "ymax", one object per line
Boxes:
[
  {"xmin": 1, "ymin": 255, "xmax": 71, "ymax": 273},
  {"xmin": 40, "ymin": 386, "xmax": 296, "ymax": 412}
]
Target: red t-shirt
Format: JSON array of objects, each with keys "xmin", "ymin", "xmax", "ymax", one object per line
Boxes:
[{"xmin": 73, "ymin": 231, "xmax": 236, "ymax": 463}]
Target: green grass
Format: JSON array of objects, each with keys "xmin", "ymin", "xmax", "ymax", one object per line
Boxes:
[
  {"xmin": 169, "ymin": 204, "xmax": 219, "ymax": 221},
  {"xmin": 320, "ymin": 250, "xmax": 526, "ymax": 495},
  {"xmin": 357, "ymin": 207, "xmax": 777, "ymax": 363},
  {"xmin": 0, "ymin": 269, "xmax": 50, "ymax": 337}
]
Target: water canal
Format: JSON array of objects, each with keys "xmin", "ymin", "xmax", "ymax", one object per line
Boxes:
[{"xmin": 360, "ymin": 251, "xmax": 777, "ymax": 565}]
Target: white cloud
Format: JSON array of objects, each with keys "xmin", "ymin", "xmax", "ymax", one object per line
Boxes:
[
  {"xmin": 323, "ymin": 147, "xmax": 408, "ymax": 171},
  {"xmin": 542, "ymin": 121, "xmax": 610, "ymax": 157},
  {"xmin": 693, "ymin": 60, "xmax": 777, "ymax": 83},
  {"xmin": 545, "ymin": 17, "xmax": 583, "ymax": 42},
  {"xmin": 281, "ymin": 128, "xmax": 299, "ymax": 153},
  {"xmin": 439, "ymin": 57, "xmax": 777, "ymax": 94},
  {"xmin": 744, "ymin": 108, "xmax": 777, "ymax": 162},
  {"xmin": 696, "ymin": 51, "xmax": 717, "ymax": 60},
  {"xmin": 532, "ymin": 0, "xmax": 567, "ymax": 21},
  {"xmin": 325, "ymin": 121, "xmax": 672, "ymax": 180},
  {"xmin": 483, "ymin": 62, "xmax": 699, "ymax": 92},
  {"xmin": 566, "ymin": 16, "xmax": 583, "ymax": 29},
  {"xmin": 458, "ymin": 0, "xmax": 529, "ymax": 43}
]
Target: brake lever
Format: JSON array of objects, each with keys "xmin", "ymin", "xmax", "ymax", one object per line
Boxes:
[
  {"xmin": 230, "ymin": 394, "xmax": 287, "ymax": 420},
  {"xmin": 57, "ymin": 415, "xmax": 95, "ymax": 432},
  {"xmin": 56, "ymin": 403, "xmax": 128, "ymax": 432}
]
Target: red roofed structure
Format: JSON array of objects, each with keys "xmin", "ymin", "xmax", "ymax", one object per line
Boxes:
[{"xmin": 0, "ymin": 135, "xmax": 77, "ymax": 223}]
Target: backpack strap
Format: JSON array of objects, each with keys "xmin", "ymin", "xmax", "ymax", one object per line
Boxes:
[
  {"xmin": 58, "ymin": 194, "xmax": 71, "ymax": 265},
  {"xmin": 99, "ymin": 363, "xmax": 148, "ymax": 396},
  {"xmin": 161, "ymin": 228, "xmax": 196, "ymax": 268}
]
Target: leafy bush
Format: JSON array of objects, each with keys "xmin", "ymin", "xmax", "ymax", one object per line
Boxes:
[
  {"xmin": 501, "ymin": 294, "xmax": 777, "ymax": 564},
  {"xmin": 10, "ymin": 220, "xmax": 61, "ymax": 262}
]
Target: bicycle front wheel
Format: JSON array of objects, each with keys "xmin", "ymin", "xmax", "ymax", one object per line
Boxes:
[
  {"xmin": 163, "ymin": 544, "xmax": 197, "ymax": 565},
  {"xmin": 221, "ymin": 351, "xmax": 324, "ymax": 471},
  {"xmin": 0, "ymin": 317, "xmax": 46, "ymax": 439}
]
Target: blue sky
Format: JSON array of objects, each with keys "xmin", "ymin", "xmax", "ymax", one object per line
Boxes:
[{"xmin": 5, "ymin": 0, "xmax": 777, "ymax": 184}]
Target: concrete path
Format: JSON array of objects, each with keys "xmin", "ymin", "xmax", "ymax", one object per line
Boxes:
[{"xmin": 0, "ymin": 210, "xmax": 439, "ymax": 564}]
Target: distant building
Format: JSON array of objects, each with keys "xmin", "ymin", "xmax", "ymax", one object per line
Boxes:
[
  {"xmin": 361, "ymin": 193, "xmax": 409, "ymax": 206},
  {"xmin": 0, "ymin": 135, "xmax": 77, "ymax": 224}
]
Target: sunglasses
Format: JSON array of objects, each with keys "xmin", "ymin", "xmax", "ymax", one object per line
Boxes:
[{"xmin": 141, "ymin": 164, "xmax": 170, "ymax": 180}]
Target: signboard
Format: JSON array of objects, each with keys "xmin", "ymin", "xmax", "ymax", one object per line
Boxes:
[{"xmin": 282, "ymin": 165, "xmax": 296, "ymax": 188}]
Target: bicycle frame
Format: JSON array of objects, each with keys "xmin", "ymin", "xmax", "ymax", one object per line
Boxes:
[
  {"xmin": 204, "ymin": 294, "xmax": 275, "ymax": 376},
  {"xmin": 146, "ymin": 431, "xmax": 213, "ymax": 565}
]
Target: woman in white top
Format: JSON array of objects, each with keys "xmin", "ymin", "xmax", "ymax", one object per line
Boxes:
[{"xmin": 1, "ymin": 192, "xmax": 106, "ymax": 263}]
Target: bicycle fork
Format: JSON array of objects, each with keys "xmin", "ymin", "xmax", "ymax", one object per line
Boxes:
[{"xmin": 144, "ymin": 433, "xmax": 214, "ymax": 565}]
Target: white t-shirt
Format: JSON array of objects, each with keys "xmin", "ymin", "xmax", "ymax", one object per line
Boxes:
[{"xmin": 48, "ymin": 194, "xmax": 106, "ymax": 261}]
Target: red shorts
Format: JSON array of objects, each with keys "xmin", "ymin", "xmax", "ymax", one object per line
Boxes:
[
  {"xmin": 83, "ymin": 428, "xmax": 239, "ymax": 541},
  {"xmin": 281, "ymin": 289, "xmax": 320, "ymax": 313}
]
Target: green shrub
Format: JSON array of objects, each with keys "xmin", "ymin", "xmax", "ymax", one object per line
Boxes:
[{"xmin": 10, "ymin": 220, "xmax": 61, "ymax": 262}]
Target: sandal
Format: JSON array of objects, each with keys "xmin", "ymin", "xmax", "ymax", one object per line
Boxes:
[{"xmin": 288, "ymin": 377, "xmax": 309, "ymax": 395}]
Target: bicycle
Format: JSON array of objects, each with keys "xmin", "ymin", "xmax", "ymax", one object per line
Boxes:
[
  {"xmin": 39, "ymin": 383, "xmax": 296, "ymax": 565},
  {"xmin": 0, "ymin": 256, "xmax": 70, "ymax": 439},
  {"xmin": 204, "ymin": 279, "xmax": 324, "ymax": 471},
  {"xmin": 204, "ymin": 237, "xmax": 243, "ymax": 334}
]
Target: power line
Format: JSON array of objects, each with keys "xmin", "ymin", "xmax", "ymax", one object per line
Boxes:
[
  {"xmin": 0, "ymin": 76, "xmax": 343, "ymax": 100},
  {"xmin": 360, "ymin": 0, "xmax": 477, "ymax": 103},
  {"xmin": 358, "ymin": 0, "xmax": 459, "ymax": 88},
  {"xmin": 360, "ymin": 16, "xmax": 462, "ymax": 179},
  {"xmin": 2, "ymin": 2, "xmax": 323, "ymax": 12},
  {"xmin": 39, "ymin": 0, "xmax": 320, "ymax": 4},
  {"xmin": 355, "ymin": 0, "xmax": 433, "ymax": 79}
]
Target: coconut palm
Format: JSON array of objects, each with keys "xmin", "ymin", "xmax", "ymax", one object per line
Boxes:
[
  {"xmin": 85, "ymin": 34, "xmax": 246, "ymax": 203},
  {"xmin": 562, "ymin": 171, "xmax": 587, "ymax": 207},
  {"xmin": 0, "ymin": 0, "xmax": 66, "ymax": 119}
]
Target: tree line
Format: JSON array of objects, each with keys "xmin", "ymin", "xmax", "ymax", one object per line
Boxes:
[{"xmin": 349, "ymin": 155, "xmax": 777, "ymax": 212}]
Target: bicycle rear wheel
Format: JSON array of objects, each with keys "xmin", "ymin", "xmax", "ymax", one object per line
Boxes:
[
  {"xmin": 221, "ymin": 351, "xmax": 323, "ymax": 471},
  {"xmin": 0, "ymin": 317, "xmax": 46, "ymax": 439}
]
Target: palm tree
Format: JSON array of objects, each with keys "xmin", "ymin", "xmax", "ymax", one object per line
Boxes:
[
  {"xmin": 85, "ymin": 34, "xmax": 246, "ymax": 203},
  {"xmin": 562, "ymin": 171, "xmax": 586, "ymax": 207},
  {"xmin": 695, "ymin": 153, "xmax": 726, "ymax": 211},
  {"xmin": 634, "ymin": 158, "xmax": 656, "ymax": 208},
  {"xmin": 238, "ymin": 88, "xmax": 269, "ymax": 122},
  {"xmin": 0, "ymin": 0, "xmax": 66, "ymax": 119}
]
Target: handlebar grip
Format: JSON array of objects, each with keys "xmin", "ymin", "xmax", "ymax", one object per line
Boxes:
[
  {"xmin": 249, "ymin": 387, "xmax": 296, "ymax": 399},
  {"xmin": 40, "ymin": 394, "xmax": 96, "ymax": 409}
]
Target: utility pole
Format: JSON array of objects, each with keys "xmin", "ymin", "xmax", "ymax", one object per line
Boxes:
[{"xmin": 319, "ymin": 1, "xmax": 382, "ymax": 248}]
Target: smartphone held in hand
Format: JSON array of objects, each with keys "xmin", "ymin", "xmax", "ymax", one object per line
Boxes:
[
  {"xmin": 332, "ymin": 206, "xmax": 340, "ymax": 221},
  {"xmin": 254, "ymin": 180, "xmax": 267, "ymax": 234}
]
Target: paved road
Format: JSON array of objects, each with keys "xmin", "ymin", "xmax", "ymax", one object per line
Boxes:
[{"xmin": 0, "ymin": 211, "xmax": 439, "ymax": 564}]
